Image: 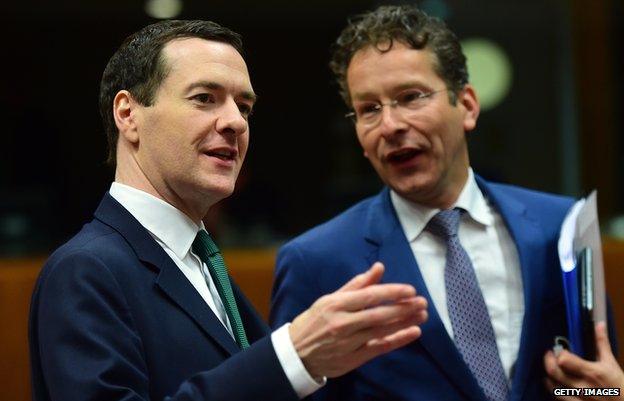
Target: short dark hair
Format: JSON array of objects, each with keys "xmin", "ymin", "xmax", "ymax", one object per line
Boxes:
[
  {"xmin": 99, "ymin": 20, "xmax": 244, "ymax": 165},
  {"xmin": 329, "ymin": 5, "xmax": 468, "ymax": 106}
]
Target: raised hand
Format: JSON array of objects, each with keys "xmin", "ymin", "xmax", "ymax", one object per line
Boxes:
[{"xmin": 289, "ymin": 262, "xmax": 428, "ymax": 380}]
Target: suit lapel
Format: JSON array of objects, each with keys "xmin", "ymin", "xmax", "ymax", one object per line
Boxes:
[
  {"xmin": 93, "ymin": 193, "xmax": 240, "ymax": 356},
  {"xmin": 363, "ymin": 189, "xmax": 486, "ymax": 401},
  {"xmin": 155, "ymin": 261, "xmax": 241, "ymax": 356},
  {"xmin": 476, "ymin": 177, "xmax": 549, "ymax": 401}
]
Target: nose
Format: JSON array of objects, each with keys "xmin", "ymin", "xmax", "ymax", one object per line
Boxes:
[
  {"xmin": 378, "ymin": 103, "xmax": 407, "ymax": 139},
  {"xmin": 215, "ymin": 98, "xmax": 248, "ymax": 137}
]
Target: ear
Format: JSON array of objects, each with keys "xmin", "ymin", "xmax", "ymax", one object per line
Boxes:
[
  {"xmin": 113, "ymin": 90, "xmax": 140, "ymax": 144},
  {"xmin": 458, "ymin": 84, "xmax": 480, "ymax": 132}
]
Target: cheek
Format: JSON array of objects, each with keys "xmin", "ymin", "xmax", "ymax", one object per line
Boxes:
[
  {"xmin": 415, "ymin": 115, "xmax": 455, "ymax": 153},
  {"xmin": 439, "ymin": 120, "xmax": 465, "ymax": 152},
  {"xmin": 238, "ymin": 134, "xmax": 250, "ymax": 159},
  {"xmin": 356, "ymin": 131, "xmax": 376, "ymax": 159},
  {"xmin": 141, "ymin": 130, "xmax": 176, "ymax": 162}
]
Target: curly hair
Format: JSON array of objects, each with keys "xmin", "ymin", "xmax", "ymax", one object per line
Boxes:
[
  {"xmin": 99, "ymin": 20, "xmax": 243, "ymax": 165},
  {"xmin": 330, "ymin": 5, "xmax": 468, "ymax": 106}
]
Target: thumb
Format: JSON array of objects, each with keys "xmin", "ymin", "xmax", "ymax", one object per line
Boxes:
[{"xmin": 338, "ymin": 262, "xmax": 384, "ymax": 292}]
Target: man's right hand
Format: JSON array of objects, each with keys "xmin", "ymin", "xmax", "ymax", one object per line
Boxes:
[{"xmin": 288, "ymin": 262, "xmax": 428, "ymax": 380}]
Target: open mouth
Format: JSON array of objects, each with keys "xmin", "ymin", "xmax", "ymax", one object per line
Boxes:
[
  {"xmin": 386, "ymin": 148, "xmax": 422, "ymax": 164},
  {"xmin": 204, "ymin": 149, "xmax": 237, "ymax": 161}
]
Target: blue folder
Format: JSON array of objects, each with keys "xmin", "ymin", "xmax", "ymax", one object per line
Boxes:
[{"xmin": 561, "ymin": 265, "xmax": 583, "ymax": 355}]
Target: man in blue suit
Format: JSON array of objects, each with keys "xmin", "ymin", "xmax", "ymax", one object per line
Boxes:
[
  {"xmin": 270, "ymin": 5, "xmax": 616, "ymax": 401},
  {"xmin": 28, "ymin": 20, "xmax": 429, "ymax": 401}
]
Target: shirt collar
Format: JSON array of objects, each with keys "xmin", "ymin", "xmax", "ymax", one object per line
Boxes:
[
  {"xmin": 390, "ymin": 168, "xmax": 494, "ymax": 242},
  {"xmin": 109, "ymin": 182, "xmax": 203, "ymax": 259}
]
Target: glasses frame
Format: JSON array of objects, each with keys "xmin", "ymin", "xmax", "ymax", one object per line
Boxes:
[{"xmin": 345, "ymin": 88, "xmax": 451, "ymax": 125}]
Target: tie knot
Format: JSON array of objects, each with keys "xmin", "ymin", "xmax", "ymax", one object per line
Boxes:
[
  {"xmin": 193, "ymin": 230, "xmax": 220, "ymax": 256},
  {"xmin": 426, "ymin": 208, "xmax": 462, "ymax": 238}
]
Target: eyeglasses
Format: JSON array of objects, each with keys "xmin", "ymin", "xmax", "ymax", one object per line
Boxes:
[{"xmin": 345, "ymin": 88, "xmax": 450, "ymax": 127}]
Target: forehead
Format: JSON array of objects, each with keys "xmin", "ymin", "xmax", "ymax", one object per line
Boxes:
[
  {"xmin": 346, "ymin": 42, "xmax": 442, "ymax": 99},
  {"xmin": 159, "ymin": 37, "xmax": 253, "ymax": 94}
]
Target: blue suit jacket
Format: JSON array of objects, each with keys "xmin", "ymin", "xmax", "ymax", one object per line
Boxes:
[
  {"xmin": 271, "ymin": 177, "xmax": 615, "ymax": 401},
  {"xmin": 29, "ymin": 193, "xmax": 299, "ymax": 401}
]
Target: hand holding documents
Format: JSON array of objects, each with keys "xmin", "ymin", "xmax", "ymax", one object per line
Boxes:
[{"xmin": 557, "ymin": 190, "xmax": 606, "ymax": 360}]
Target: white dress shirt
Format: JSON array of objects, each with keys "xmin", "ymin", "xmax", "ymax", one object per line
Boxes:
[
  {"xmin": 390, "ymin": 169, "xmax": 524, "ymax": 380},
  {"xmin": 109, "ymin": 182, "xmax": 323, "ymax": 398}
]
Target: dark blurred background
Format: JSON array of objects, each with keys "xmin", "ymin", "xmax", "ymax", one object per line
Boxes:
[
  {"xmin": 1, "ymin": 1, "xmax": 623, "ymax": 400},
  {"xmin": 1, "ymin": 0, "xmax": 622, "ymax": 253}
]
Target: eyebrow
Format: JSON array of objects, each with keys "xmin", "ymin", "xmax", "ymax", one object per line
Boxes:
[
  {"xmin": 186, "ymin": 80, "xmax": 258, "ymax": 103},
  {"xmin": 352, "ymin": 81, "xmax": 429, "ymax": 101}
]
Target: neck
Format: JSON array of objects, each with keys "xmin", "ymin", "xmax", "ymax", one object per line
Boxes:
[
  {"xmin": 114, "ymin": 151, "xmax": 211, "ymax": 224},
  {"xmin": 406, "ymin": 166, "xmax": 470, "ymax": 210}
]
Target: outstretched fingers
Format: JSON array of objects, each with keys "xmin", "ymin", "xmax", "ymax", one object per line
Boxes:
[
  {"xmin": 345, "ymin": 296, "xmax": 427, "ymax": 332},
  {"xmin": 338, "ymin": 262, "xmax": 385, "ymax": 292},
  {"xmin": 334, "ymin": 283, "xmax": 417, "ymax": 313},
  {"xmin": 291, "ymin": 262, "xmax": 429, "ymax": 380},
  {"xmin": 354, "ymin": 325, "xmax": 423, "ymax": 365}
]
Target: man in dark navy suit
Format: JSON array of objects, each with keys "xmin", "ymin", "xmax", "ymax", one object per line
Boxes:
[
  {"xmin": 28, "ymin": 20, "xmax": 428, "ymax": 401},
  {"xmin": 270, "ymin": 5, "xmax": 616, "ymax": 401}
]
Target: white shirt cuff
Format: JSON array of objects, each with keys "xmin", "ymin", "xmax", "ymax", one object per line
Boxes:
[{"xmin": 271, "ymin": 323, "xmax": 327, "ymax": 399}]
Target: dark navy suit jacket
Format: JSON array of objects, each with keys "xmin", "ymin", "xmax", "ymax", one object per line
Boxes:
[
  {"xmin": 29, "ymin": 193, "xmax": 299, "ymax": 401},
  {"xmin": 270, "ymin": 177, "xmax": 617, "ymax": 401}
]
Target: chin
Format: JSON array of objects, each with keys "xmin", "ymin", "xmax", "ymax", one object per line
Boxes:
[
  {"xmin": 208, "ymin": 185, "xmax": 235, "ymax": 200},
  {"xmin": 389, "ymin": 177, "xmax": 437, "ymax": 201},
  {"xmin": 195, "ymin": 180, "xmax": 236, "ymax": 202}
]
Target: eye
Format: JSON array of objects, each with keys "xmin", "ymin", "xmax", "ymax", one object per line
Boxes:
[
  {"xmin": 398, "ymin": 90, "xmax": 427, "ymax": 105},
  {"xmin": 356, "ymin": 103, "xmax": 381, "ymax": 118},
  {"xmin": 190, "ymin": 93, "xmax": 215, "ymax": 104},
  {"xmin": 237, "ymin": 103, "xmax": 253, "ymax": 119}
]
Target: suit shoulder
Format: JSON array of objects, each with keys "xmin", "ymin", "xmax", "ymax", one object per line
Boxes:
[
  {"xmin": 488, "ymin": 182, "xmax": 575, "ymax": 230},
  {"xmin": 41, "ymin": 219, "xmax": 134, "ymax": 282},
  {"xmin": 490, "ymin": 182, "xmax": 574, "ymax": 209},
  {"xmin": 281, "ymin": 194, "xmax": 377, "ymax": 251}
]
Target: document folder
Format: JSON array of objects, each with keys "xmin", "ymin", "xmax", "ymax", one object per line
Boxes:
[{"xmin": 557, "ymin": 191, "xmax": 605, "ymax": 360}]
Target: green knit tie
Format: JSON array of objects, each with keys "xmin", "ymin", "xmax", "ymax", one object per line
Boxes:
[{"xmin": 192, "ymin": 230, "xmax": 250, "ymax": 349}]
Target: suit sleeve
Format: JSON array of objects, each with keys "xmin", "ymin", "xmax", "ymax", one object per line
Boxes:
[{"xmin": 32, "ymin": 250, "xmax": 298, "ymax": 401}]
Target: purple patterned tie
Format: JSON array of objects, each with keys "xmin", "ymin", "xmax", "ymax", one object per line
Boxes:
[{"xmin": 427, "ymin": 209, "xmax": 509, "ymax": 401}]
